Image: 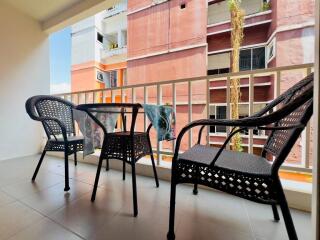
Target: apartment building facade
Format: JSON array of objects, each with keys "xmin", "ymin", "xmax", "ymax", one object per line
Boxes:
[{"xmin": 71, "ymin": 0, "xmax": 315, "ymax": 162}]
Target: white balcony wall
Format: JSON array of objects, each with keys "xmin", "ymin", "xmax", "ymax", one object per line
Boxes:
[
  {"xmin": 102, "ymin": 12, "xmax": 127, "ymax": 36},
  {"xmin": 208, "ymin": 0, "xmax": 263, "ymax": 25},
  {"xmin": 72, "ymin": 27, "xmax": 96, "ymax": 65},
  {"xmin": 0, "ymin": 2, "xmax": 50, "ymax": 160}
]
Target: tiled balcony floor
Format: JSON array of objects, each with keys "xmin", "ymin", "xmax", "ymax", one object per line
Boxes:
[{"xmin": 0, "ymin": 155, "xmax": 311, "ymax": 240}]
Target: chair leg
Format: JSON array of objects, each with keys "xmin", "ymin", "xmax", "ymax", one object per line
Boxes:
[
  {"xmin": 193, "ymin": 166, "xmax": 199, "ymax": 195},
  {"xmin": 91, "ymin": 154, "xmax": 104, "ymax": 202},
  {"xmin": 277, "ymin": 185, "xmax": 298, "ymax": 240},
  {"xmin": 74, "ymin": 151, "xmax": 77, "ymax": 166},
  {"xmin": 272, "ymin": 204, "xmax": 280, "ymax": 222},
  {"xmin": 167, "ymin": 179, "xmax": 177, "ymax": 240},
  {"xmin": 131, "ymin": 162, "xmax": 138, "ymax": 217},
  {"xmin": 64, "ymin": 148, "xmax": 70, "ymax": 191},
  {"xmin": 122, "ymin": 161, "xmax": 126, "ymax": 181},
  {"xmin": 148, "ymin": 136, "xmax": 159, "ymax": 187},
  {"xmin": 106, "ymin": 158, "xmax": 109, "ymax": 171},
  {"xmin": 150, "ymin": 152, "xmax": 159, "ymax": 188},
  {"xmin": 193, "ymin": 183, "xmax": 198, "ymax": 195},
  {"xmin": 32, "ymin": 150, "xmax": 46, "ymax": 181}
]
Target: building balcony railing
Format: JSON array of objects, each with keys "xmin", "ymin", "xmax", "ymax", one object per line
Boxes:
[
  {"xmin": 207, "ymin": 0, "xmax": 272, "ymax": 35},
  {"xmin": 55, "ymin": 63, "xmax": 314, "ymax": 173},
  {"xmin": 101, "ymin": 46, "xmax": 127, "ymax": 58},
  {"xmin": 104, "ymin": 1, "xmax": 127, "ymax": 18}
]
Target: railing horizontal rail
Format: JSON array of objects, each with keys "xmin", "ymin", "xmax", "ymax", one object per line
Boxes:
[{"xmin": 54, "ymin": 63, "xmax": 314, "ymax": 97}]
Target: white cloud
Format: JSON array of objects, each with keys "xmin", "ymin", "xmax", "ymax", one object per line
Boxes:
[{"xmin": 50, "ymin": 82, "xmax": 71, "ymax": 94}]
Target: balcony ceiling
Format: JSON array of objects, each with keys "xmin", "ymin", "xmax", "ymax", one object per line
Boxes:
[
  {"xmin": 0, "ymin": 0, "xmax": 120, "ymax": 33},
  {"xmin": 0, "ymin": 0, "xmax": 82, "ymax": 21}
]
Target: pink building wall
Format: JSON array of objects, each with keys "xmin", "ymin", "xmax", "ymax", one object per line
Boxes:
[{"xmin": 127, "ymin": 0, "xmax": 207, "ymax": 84}]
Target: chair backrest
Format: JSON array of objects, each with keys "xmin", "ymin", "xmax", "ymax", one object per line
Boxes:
[
  {"xmin": 26, "ymin": 95, "xmax": 75, "ymax": 138},
  {"xmin": 261, "ymin": 73, "xmax": 313, "ymax": 172}
]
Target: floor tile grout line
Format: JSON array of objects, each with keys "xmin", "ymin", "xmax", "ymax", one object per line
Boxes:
[
  {"xmin": 241, "ymin": 199, "xmax": 258, "ymax": 240},
  {"xmin": 3, "ymin": 207, "xmax": 45, "ymax": 240},
  {"xmin": 15, "ymin": 198, "xmax": 87, "ymax": 240},
  {"xmin": 0, "ymin": 180, "xmax": 64, "ymax": 202}
]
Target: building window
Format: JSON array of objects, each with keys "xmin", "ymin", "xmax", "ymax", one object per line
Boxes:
[
  {"xmin": 267, "ymin": 38, "xmax": 276, "ymax": 63},
  {"xmin": 97, "ymin": 71, "xmax": 104, "ymax": 81},
  {"xmin": 209, "ymin": 106, "xmax": 227, "ymax": 133},
  {"xmin": 97, "ymin": 32, "xmax": 103, "ymax": 44},
  {"xmin": 207, "ymin": 68, "xmax": 230, "ymax": 76},
  {"xmin": 105, "ymin": 71, "xmax": 118, "ymax": 88},
  {"xmin": 239, "ymin": 47, "xmax": 265, "ymax": 71},
  {"xmin": 208, "ymin": 52, "xmax": 231, "ymax": 75},
  {"xmin": 209, "ymin": 103, "xmax": 267, "ymax": 135}
]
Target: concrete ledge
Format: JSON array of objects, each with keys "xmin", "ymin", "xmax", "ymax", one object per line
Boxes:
[{"xmin": 47, "ymin": 151, "xmax": 312, "ymax": 212}]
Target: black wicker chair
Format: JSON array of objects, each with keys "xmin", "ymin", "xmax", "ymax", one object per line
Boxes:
[
  {"xmin": 25, "ymin": 95, "xmax": 83, "ymax": 191},
  {"xmin": 76, "ymin": 103, "xmax": 159, "ymax": 217},
  {"xmin": 167, "ymin": 73, "xmax": 314, "ymax": 240}
]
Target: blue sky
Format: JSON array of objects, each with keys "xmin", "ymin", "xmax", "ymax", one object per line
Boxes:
[{"xmin": 49, "ymin": 27, "xmax": 71, "ymax": 93}]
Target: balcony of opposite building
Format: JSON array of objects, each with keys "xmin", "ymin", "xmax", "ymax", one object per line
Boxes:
[{"xmin": 207, "ymin": 0, "xmax": 272, "ymax": 36}]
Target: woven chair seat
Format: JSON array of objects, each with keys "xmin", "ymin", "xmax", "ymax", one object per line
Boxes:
[
  {"xmin": 48, "ymin": 135, "xmax": 84, "ymax": 143},
  {"xmin": 179, "ymin": 144, "xmax": 272, "ymax": 176}
]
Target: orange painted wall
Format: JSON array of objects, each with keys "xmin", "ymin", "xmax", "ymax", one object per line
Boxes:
[
  {"xmin": 71, "ymin": 67, "xmax": 97, "ymax": 92},
  {"xmin": 127, "ymin": 47, "xmax": 207, "ymax": 85},
  {"xmin": 71, "ymin": 61, "xmax": 127, "ymax": 92}
]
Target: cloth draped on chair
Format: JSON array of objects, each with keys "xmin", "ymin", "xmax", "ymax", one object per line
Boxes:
[{"xmin": 74, "ymin": 104, "xmax": 175, "ymax": 156}]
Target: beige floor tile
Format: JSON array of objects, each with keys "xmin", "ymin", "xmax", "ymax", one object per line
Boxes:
[
  {"xmin": 0, "ymin": 190, "xmax": 16, "ymax": 207},
  {"xmin": 1, "ymin": 172, "xmax": 64, "ymax": 199},
  {"xmin": 0, "ymin": 155, "xmax": 311, "ymax": 240},
  {"xmin": 19, "ymin": 179, "xmax": 92, "ymax": 215},
  {"xmin": 48, "ymin": 188, "xmax": 126, "ymax": 239},
  {"xmin": 7, "ymin": 218, "xmax": 83, "ymax": 240},
  {"xmin": 0, "ymin": 201, "xmax": 43, "ymax": 239}
]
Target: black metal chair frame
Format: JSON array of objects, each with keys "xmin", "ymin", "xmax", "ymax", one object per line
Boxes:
[
  {"xmin": 76, "ymin": 103, "xmax": 159, "ymax": 217},
  {"xmin": 167, "ymin": 74, "xmax": 314, "ymax": 240},
  {"xmin": 25, "ymin": 95, "xmax": 83, "ymax": 191}
]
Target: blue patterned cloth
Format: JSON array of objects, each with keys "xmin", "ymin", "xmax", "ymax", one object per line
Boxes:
[
  {"xmin": 73, "ymin": 108, "xmax": 119, "ymax": 156},
  {"xmin": 74, "ymin": 105, "xmax": 175, "ymax": 157},
  {"xmin": 143, "ymin": 104, "xmax": 176, "ymax": 141}
]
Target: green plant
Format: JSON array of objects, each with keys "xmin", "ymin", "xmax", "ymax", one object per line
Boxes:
[
  {"xmin": 228, "ymin": 0, "xmax": 244, "ymax": 152},
  {"xmin": 261, "ymin": 2, "xmax": 271, "ymax": 11}
]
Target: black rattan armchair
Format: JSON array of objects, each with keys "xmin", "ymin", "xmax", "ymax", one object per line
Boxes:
[
  {"xmin": 167, "ymin": 73, "xmax": 314, "ymax": 240},
  {"xmin": 76, "ymin": 103, "xmax": 159, "ymax": 217},
  {"xmin": 25, "ymin": 95, "xmax": 83, "ymax": 191}
]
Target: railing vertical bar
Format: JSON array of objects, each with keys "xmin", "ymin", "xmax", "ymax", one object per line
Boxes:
[
  {"xmin": 303, "ymin": 67, "xmax": 312, "ymax": 168},
  {"xmin": 77, "ymin": 93, "xmax": 80, "ymax": 105},
  {"xmin": 144, "ymin": 86, "xmax": 147, "ymax": 132},
  {"xmin": 188, "ymin": 81, "xmax": 192, "ymax": 148},
  {"xmin": 121, "ymin": 87, "xmax": 124, "ymax": 103},
  {"xmin": 102, "ymin": 91, "xmax": 106, "ymax": 103},
  {"xmin": 226, "ymin": 77, "xmax": 231, "ymax": 150},
  {"xmin": 157, "ymin": 84, "xmax": 162, "ymax": 165},
  {"xmin": 206, "ymin": 78, "xmax": 210, "ymax": 146},
  {"xmin": 84, "ymin": 93, "xmax": 87, "ymax": 104},
  {"xmin": 275, "ymin": 71, "xmax": 281, "ymax": 102},
  {"xmin": 92, "ymin": 92, "xmax": 95, "ymax": 103},
  {"xmin": 248, "ymin": 74, "xmax": 254, "ymax": 154},
  {"xmin": 172, "ymin": 83, "xmax": 177, "ymax": 151},
  {"xmin": 132, "ymin": 88, "xmax": 136, "ymax": 103},
  {"xmin": 111, "ymin": 90, "xmax": 114, "ymax": 103}
]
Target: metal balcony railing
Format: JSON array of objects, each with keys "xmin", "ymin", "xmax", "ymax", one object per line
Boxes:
[
  {"xmin": 101, "ymin": 46, "xmax": 127, "ymax": 58},
  {"xmin": 55, "ymin": 63, "xmax": 314, "ymax": 173},
  {"xmin": 208, "ymin": 0, "xmax": 271, "ymax": 26},
  {"xmin": 105, "ymin": 1, "xmax": 127, "ymax": 18}
]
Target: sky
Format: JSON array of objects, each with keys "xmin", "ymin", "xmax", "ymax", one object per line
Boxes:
[{"xmin": 49, "ymin": 27, "xmax": 71, "ymax": 94}]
